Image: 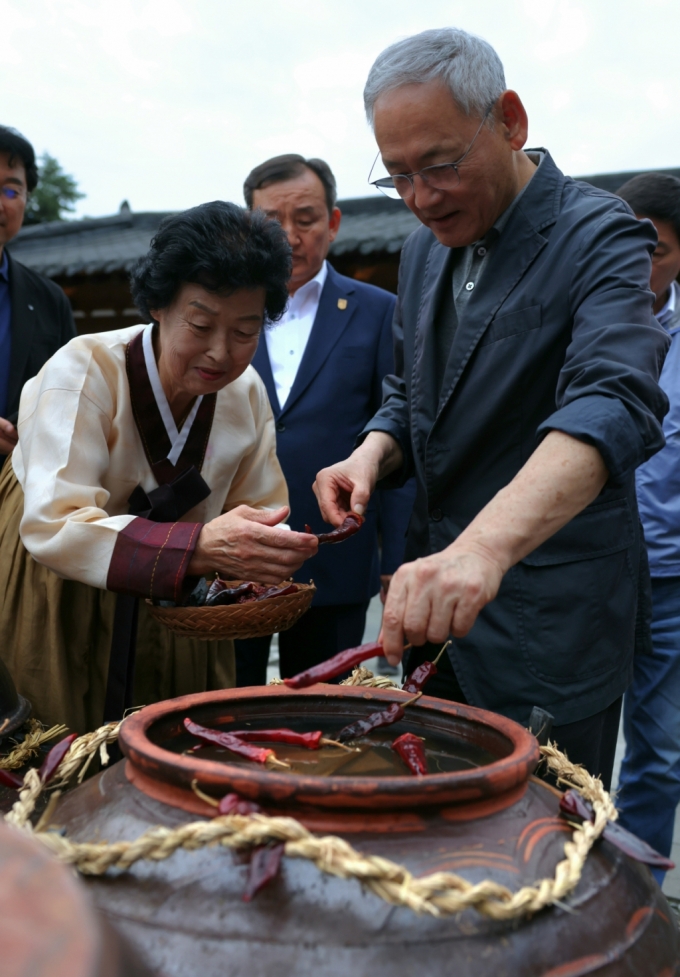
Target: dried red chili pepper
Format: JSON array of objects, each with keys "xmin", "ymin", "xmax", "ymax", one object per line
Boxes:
[
  {"xmin": 337, "ymin": 691, "xmax": 422, "ymax": 742},
  {"xmin": 0, "ymin": 768, "xmax": 23, "ymax": 789},
  {"xmin": 218, "ymin": 792, "xmax": 262, "ymax": 816},
  {"xmin": 254, "ymin": 583, "xmax": 299, "ymax": 602},
  {"xmin": 559, "ymin": 789, "xmax": 675, "ymax": 869},
  {"xmin": 224, "ymin": 728, "xmax": 351, "ymax": 751},
  {"xmin": 402, "ymin": 641, "xmax": 451, "ymax": 695},
  {"xmin": 392, "ymin": 732, "xmax": 428, "ymax": 776},
  {"xmin": 226, "ymin": 729, "xmax": 323, "ymax": 749},
  {"xmin": 243, "ymin": 842, "xmax": 285, "ymax": 901},
  {"xmin": 205, "ymin": 580, "xmax": 262, "ymax": 607},
  {"xmin": 283, "ymin": 640, "xmax": 384, "ymax": 689},
  {"xmin": 38, "ymin": 733, "xmax": 78, "ymax": 785},
  {"xmin": 304, "ymin": 511, "xmax": 364, "ymax": 545},
  {"xmin": 183, "ymin": 719, "xmax": 290, "ymax": 770}
]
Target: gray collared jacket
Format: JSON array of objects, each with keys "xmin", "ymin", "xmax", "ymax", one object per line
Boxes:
[{"xmin": 363, "ymin": 150, "xmax": 670, "ymax": 725}]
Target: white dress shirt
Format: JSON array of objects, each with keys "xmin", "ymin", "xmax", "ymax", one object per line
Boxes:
[
  {"xmin": 265, "ymin": 260, "xmax": 328, "ymax": 408},
  {"xmin": 656, "ymin": 279, "xmax": 679, "ymax": 328}
]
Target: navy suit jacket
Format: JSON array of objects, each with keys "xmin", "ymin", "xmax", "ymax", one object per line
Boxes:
[
  {"xmin": 252, "ymin": 263, "xmax": 415, "ymax": 606},
  {"xmin": 364, "ymin": 151, "xmax": 670, "ymax": 725}
]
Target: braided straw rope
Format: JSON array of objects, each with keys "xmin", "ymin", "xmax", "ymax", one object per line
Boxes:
[
  {"xmin": 269, "ymin": 666, "xmax": 399, "ymax": 690},
  {"xmin": 2, "ymin": 711, "xmax": 616, "ymax": 919},
  {"xmin": 0, "ymin": 720, "xmax": 68, "ymax": 770}
]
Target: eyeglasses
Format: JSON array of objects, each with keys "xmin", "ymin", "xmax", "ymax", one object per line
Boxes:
[
  {"xmin": 0, "ymin": 186, "xmax": 26, "ymax": 202},
  {"xmin": 368, "ymin": 107, "xmax": 492, "ymax": 200}
]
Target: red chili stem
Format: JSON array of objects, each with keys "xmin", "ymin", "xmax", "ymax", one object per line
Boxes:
[
  {"xmin": 38, "ymin": 733, "xmax": 78, "ymax": 785},
  {"xmin": 392, "ymin": 732, "xmax": 428, "ymax": 776},
  {"xmin": 283, "ymin": 640, "xmax": 384, "ymax": 688},
  {"xmin": 304, "ymin": 511, "xmax": 364, "ymax": 545}
]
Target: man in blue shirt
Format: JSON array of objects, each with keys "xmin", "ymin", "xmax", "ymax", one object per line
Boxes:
[
  {"xmin": 616, "ymin": 173, "xmax": 680, "ymax": 883},
  {"xmin": 0, "ymin": 126, "xmax": 76, "ymax": 459}
]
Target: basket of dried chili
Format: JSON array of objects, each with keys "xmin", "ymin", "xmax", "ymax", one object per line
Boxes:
[{"xmin": 146, "ymin": 578, "xmax": 316, "ymax": 640}]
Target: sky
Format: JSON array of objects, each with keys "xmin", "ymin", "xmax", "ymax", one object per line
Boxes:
[{"xmin": 2, "ymin": 0, "xmax": 679, "ymax": 219}]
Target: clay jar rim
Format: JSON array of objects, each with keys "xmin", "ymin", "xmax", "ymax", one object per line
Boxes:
[{"xmin": 119, "ymin": 686, "xmax": 540, "ymax": 811}]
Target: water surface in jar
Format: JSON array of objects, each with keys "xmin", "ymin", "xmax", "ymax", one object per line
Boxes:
[{"xmin": 182, "ymin": 730, "xmax": 494, "ymax": 777}]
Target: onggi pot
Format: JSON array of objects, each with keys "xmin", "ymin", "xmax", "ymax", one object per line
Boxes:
[{"xmin": 52, "ymin": 686, "xmax": 678, "ymax": 977}]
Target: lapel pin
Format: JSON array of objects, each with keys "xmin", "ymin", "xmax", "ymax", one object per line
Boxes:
[
  {"xmin": 28, "ymin": 304, "xmax": 34, "ymax": 311},
  {"xmin": 337, "ymin": 298, "xmax": 348, "ymax": 310}
]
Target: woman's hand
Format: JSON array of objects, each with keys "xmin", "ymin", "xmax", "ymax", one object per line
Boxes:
[
  {"xmin": 313, "ymin": 431, "xmax": 403, "ymax": 527},
  {"xmin": 0, "ymin": 417, "xmax": 18, "ymax": 455},
  {"xmin": 187, "ymin": 505, "xmax": 318, "ymax": 584}
]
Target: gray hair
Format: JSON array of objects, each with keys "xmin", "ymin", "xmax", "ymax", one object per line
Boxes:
[{"xmin": 364, "ymin": 28, "xmax": 506, "ymax": 125}]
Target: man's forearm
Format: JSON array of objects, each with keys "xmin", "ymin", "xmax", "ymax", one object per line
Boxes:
[{"xmin": 454, "ymin": 431, "xmax": 609, "ymax": 573}]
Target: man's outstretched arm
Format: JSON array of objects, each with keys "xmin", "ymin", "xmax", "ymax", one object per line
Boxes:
[{"xmin": 315, "ymin": 430, "xmax": 608, "ymax": 664}]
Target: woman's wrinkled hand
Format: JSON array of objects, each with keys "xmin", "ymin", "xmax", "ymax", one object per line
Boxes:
[{"xmin": 187, "ymin": 505, "xmax": 318, "ymax": 584}]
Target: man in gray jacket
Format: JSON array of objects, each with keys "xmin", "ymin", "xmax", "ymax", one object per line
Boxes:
[{"xmin": 314, "ymin": 28, "xmax": 669, "ymax": 787}]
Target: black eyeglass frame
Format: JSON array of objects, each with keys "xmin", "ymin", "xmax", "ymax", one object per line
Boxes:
[{"xmin": 368, "ymin": 105, "xmax": 494, "ymax": 198}]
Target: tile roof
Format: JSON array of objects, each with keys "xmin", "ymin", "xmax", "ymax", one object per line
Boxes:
[
  {"xmin": 8, "ymin": 166, "xmax": 680, "ymax": 279},
  {"xmin": 7, "ymin": 196, "xmax": 420, "ymax": 278}
]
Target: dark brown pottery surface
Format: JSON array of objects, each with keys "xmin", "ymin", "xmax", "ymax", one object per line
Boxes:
[
  {"xmin": 53, "ymin": 760, "xmax": 679, "ymax": 977},
  {"xmin": 46, "ymin": 689, "xmax": 680, "ymax": 976}
]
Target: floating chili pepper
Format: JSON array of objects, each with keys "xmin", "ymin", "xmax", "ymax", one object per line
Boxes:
[
  {"xmin": 392, "ymin": 732, "xmax": 428, "ymax": 776},
  {"xmin": 183, "ymin": 719, "xmax": 290, "ymax": 770},
  {"xmin": 243, "ymin": 842, "xmax": 285, "ymax": 901},
  {"xmin": 225, "ymin": 728, "xmax": 352, "ymax": 751},
  {"xmin": 38, "ymin": 733, "xmax": 78, "ymax": 785},
  {"xmin": 559, "ymin": 789, "xmax": 675, "ymax": 869},
  {"xmin": 218, "ymin": 792, "xmax": 262, "ymax": 816},
  {"xmin": 337, "ymin": 691, "xmax": 423, "ymax": 743},
  {"xmin": 402, "ymin": 641, "xmax": 451, "ymax": 695},
  {"xmin": 284, "ymin": 640, "xmax": 384, "ymax": 689},
  {"xmin": 304, "ymin": 511, "xmax": 364, "ymax": 545},
  {"xmin": 0, "ymin": 768, "xmax": 23, "ymax": 790}
]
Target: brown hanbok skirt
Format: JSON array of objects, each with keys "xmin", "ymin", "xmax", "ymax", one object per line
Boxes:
[{"xmin": 0, "ymin": 458, "xmax": 235, "ymax": 734}]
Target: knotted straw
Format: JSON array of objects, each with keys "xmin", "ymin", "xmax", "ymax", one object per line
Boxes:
[{"xmin": 2, "ymin": 676, "xmax": 617, "ymax": 920}]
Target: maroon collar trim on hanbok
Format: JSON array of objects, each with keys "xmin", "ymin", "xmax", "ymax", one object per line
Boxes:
[{"xmin": 125, "ymin": 328, "xmax": 217, "ymax": 486}]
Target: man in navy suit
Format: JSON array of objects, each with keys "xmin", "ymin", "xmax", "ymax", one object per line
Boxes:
[{"xmin": 235, "ymin": 153, "xmax": 414, "ymax": 684}]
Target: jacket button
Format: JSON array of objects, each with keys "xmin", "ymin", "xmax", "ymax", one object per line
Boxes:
[
  {"xmin": 430, "ymin": 508, "xmax": 443, "ymax": 522},
  {"xmin": 276, "ymin": 422, "xmax": 286, "ymax": 432}
]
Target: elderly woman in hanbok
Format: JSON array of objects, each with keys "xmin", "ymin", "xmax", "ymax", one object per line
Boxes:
[{"xmin": 0, "ymin": 201, "xmax": 318, "ymax": 732}]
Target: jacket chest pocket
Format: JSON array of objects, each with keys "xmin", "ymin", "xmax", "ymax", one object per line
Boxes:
[{"xmin": 478, "ymin": 305, "xmax": 542, "ymax": 348}]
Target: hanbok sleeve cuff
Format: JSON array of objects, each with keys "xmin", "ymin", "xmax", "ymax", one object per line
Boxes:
[{"xmin": 106, "ymin": 517, "xmax": 202, "ymax": 601}]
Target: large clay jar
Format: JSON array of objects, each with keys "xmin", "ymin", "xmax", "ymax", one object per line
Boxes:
[{"xmin": 52, "ymin": 686, "xmax": 678, "ymax": 976}]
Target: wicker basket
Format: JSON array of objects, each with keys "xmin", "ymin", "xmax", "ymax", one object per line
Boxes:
[{"xmin": 146, "ymin": 581, "xmax": 316, "ymax": 640}]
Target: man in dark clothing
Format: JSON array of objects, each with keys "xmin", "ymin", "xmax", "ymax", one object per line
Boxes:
[
  {"xmin": 313, "ymin": 28, "xmax": 669, "ymax": 788},
  {"xmin": 0, "ymin": 126, "xmax": 76, "ymax": 457}
]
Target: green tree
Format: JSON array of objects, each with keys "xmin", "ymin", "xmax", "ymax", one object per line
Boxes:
[{"xmin": 23, "ymin": 152, "xmax": 85, "ymax": 225}]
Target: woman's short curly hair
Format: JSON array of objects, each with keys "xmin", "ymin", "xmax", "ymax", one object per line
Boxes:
[{"xmin": 130, "ymin": 201, "xmax": 291, "ymax": 323}]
